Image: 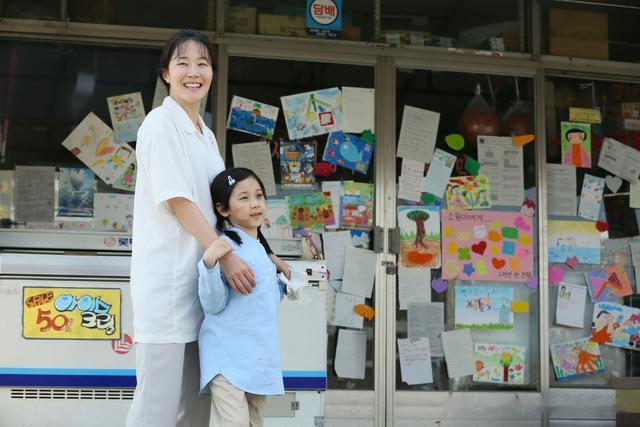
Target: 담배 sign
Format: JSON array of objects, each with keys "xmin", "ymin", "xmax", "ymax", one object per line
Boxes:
[
  {"xmin": 306, "ymin": 0, "xmax": 342, "ymax": 35},
  {"xmin": 23, "ymin": 287, "xmax": 121, "ymax": 339},
  {"xmin": 281, "ymin": 87, "xmax": 344, "ymax": 140},
  {"xmin": 441, "ymin": 210, "xmax": 534, "ymax": 282}
]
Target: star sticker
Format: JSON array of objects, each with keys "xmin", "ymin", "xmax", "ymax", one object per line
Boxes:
[{"xmin": 462, "ymin": 263, "xmax": 475, "ymax": 276}]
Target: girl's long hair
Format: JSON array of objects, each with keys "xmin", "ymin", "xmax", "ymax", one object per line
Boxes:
[{"xmin": 210, "ymin": 167, "xmax": 267, "ymax": 246}]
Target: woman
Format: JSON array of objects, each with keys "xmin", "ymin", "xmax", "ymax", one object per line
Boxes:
[{"xmin": 127, "ymin": 30, "xmax": 288, "ymax": 427}]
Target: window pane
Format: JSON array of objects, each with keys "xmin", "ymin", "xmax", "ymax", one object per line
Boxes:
[
  {"xmin": 545, "ymin": 75, "xmax": 640, "ymax": 388},
  {"xmin": 2, "ymin": 0, "xmax": 60, "ymax": 20},
  {"xmin": 541, "ymin": 0, "xmax": 640, "ymax": 63},
  {"xmin": 67, "ymin": 0, "xmax": 211, "ymax": 29},
  {"xmin": 394, "ymin": 69, "xmax": 539, "ymax": 392},
  {"xmin": 382, "ymin": 0, "xmax": 530, "ymax": 53},
  {"xmin": 226, "ymin": 0, "xmax": 374, "ymax": 42},
  {"xmin": 227, "ymin": 56, "xmax": 376, "ymax": 390}
]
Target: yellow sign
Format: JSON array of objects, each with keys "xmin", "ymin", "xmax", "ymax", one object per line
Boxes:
[
  {"xmin": 23, "ymin": 287, "xmax": 121, "ymax": 339},
  {"xmin": 569, "ymin": 107, "xmax": 602, "ymax": 124},
  {"xmin": 511, "ymin": 301, "xmax": 529, "ymax": 313}
]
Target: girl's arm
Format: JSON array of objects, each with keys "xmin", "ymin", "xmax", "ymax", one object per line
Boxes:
[
  {"xmin": 167, "ymin": 197, "xmax": 256, "ymax": 294},
  {"xmin": 198, "ymin": 261, "xmax": 230, "ymax": 314}
]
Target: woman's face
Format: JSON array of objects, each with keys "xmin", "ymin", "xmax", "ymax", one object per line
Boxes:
[{"xmin": 162, "ymin": 40, "xmax": 213, "ymax": 109}]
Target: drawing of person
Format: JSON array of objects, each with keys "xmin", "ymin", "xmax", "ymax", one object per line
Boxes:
[{"xmin": 563, "ymin": 127, "xmax": 590, "ymax": 167}]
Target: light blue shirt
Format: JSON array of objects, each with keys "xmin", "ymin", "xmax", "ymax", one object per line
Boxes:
[{"xmin": 198, "ymin": 227, "xmax": 285, "ymax": 395}]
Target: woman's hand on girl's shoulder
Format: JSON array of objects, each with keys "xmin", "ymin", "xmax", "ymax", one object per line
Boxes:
[{"xmin": 202, "ymin": 239, "xmax": 233, "ymax": 269}]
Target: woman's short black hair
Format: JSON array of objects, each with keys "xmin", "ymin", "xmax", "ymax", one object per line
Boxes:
[
  {"xmin": 158, "ymin": 29, "xmax": 215, "ymax": 90},
  {"xmin": 210, "ymin": 167, "xmax": 268, "ymax": 246}
]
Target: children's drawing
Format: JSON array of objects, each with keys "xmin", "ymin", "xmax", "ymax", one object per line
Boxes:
[
  {"xmin": 561, "ymin": 121, "xmax": 591, "ymax": 168},
  {"xmin": 548, "ymin": 220, "xmax": 601, "ymax": 264},
  {"xmin": 111, "ymin": 159, "xmax": 137, "ymax": 192},
  {"xmin": 455, "ymin": 285, "xmax": 514, "ymax": 330},
  {"xmin": 585, "ymin": 269, "xmax": 618, "ymax": 303},
  {"xmin": 441, "ymin": 210, "xmax": 534, "ymax": 282},
  {"xmin": 578, "ymin": 174, "xmax": 604, "ymax": 221},
  {"xmin": 550, "ymin": 337, "xmax": 605, "ymax": 381},
  {"xmin": 227, "ymin": 95, "xmax": 279, "ymax": 139},
  {"xmin": 473, "ymin": 343, "xmax": 525, "ymax": 385},
  {"xmin": 94, "ymin": 193, "xmax": 134, "ymax": 232},
  {"xmin": 397, "ymin": 206, "xmax": 440, "ymax": 268},
  {"xmin": 107, "ymin": 92, "xmax": 146, "ymax": 144},
  {"xmin": 286, "ymin": 192, "xmax": 335, "ymax": 230},
  {"xmin": 591, "ymin": 302, "xmax": 640, "ymax": 351},
  {"xmin": 57, "ymin": 168, "xmax": 95, "ymax": 217},
  {"xmin": 280, "ymin": 141, "xmax": 316, "ymax": 187},
  {"xmin": 262, "ymin": 199, "xmax": 293, "ymax": 239},
  {"xmin": 445, "ymin": 175, "xmax": 491, "ymax": 210},
  {"xmin": 62, "ymin": 113, "xmax": 136, "ymax": 185},
  {"xmin": 281, "ymin": 87, "xmax": 344, "ymax": 139},
  {"xmin": 341, "ymin": 181, "xmax": 374, "ymax": 230},
  {"xmin": 322, "ymin": 131, "xmax": 373, "ymax": 174}
]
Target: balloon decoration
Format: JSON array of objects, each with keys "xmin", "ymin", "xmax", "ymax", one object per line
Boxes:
[{"xmin": 458, "ymin": 83, "xmax": 499, "ymax": 149}]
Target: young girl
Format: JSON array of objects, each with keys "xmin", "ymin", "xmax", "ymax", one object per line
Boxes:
[{"xmin": 198, "ymin": 167, "xmax": 287, "ymax": 427}]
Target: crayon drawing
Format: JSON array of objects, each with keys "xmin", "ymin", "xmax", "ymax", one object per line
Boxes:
[
  {"xmin": 281, "ymin": 88, "xmax": 344, "ymax": 139},
  {"xmin": 591, "ymin": 302, "xmax": 640, "ymax": 351},
  {"xmin": 445, "ymin": 175, "xmax": 492, "ymax": 210},
  {"xmin": 107, "ymin": 92, "xmax": 145, "ymax": 144},
  {"xmin": 455, "ymin": 285, "xmax": 514, "ymax": 330},
  {"xmin": 397, "ymin": 205, "xmax": 440, "ymax": 268},
  {"xmin": 550, "ymin": 337, "xmax": 605, "ymax": 381},
  {"xmin": 548, "ymin": 220, "xmax": 601, "ymax": 264},
  {"xmin": 322, "ymin": 131, "xmax": 373, "ymax": 174},
  {"xmin": 341, "ymin": 181, "xmax": 374, "ymax": 230},
  {"xmin": 227, "ymin": 95, "xmax": 279, "ymax": 139},
  {"xmin": 286, "ymin": 192, "xmax": 335, "ymax": 230},
  {"xmin": 262, "ymin": 199, "xmax": 293, "ymax": 239},
  {"xmin": 561, "ymin": 121, "xmax": 591, "ymax": 168},
  {"xmin": 280, "ymin": 141, "xmax": 316, "ymax": 187},
  {"xmin": 473, "ymin": 343, "xmax": 525, "ymax": 385}
]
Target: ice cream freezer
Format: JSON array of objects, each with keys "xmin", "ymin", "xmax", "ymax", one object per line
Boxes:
[{"xmin": 0, "ymin": 230, "xmax": 328, "ymax": 427}]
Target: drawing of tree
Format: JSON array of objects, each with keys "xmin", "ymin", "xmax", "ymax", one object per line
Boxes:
[
  {"xmin": 407, "ymin": 210, "xmax": 430, "ymax": 249},
  {"xmin": 500, "ymin": 351, "xmax": 513, "ymax": 382}
]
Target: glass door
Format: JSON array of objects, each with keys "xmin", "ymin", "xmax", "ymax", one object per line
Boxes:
[{"xmin": 391, "ymin": 66, "xmax": 540, "ymax": 423}]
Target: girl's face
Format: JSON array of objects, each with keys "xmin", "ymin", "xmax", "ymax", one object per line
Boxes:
[
  {"xmin": 162, "ymin": 40, "xmax": 213, "ymax": 111},
  {"xmin": 217, "ymin": 176, "xmax": 265, "ymax": 238}
]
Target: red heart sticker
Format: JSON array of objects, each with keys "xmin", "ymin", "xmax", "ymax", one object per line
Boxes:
[
  {"xmin": 596, "ymin": 221, "xmax": 608, "ymax": 232},
  {"xmin": 471, "ymin": 241, "xmax": 487, "ymax": 255},
  {"xmin": 491, "ymin": 257, "xmax": 506, "ymax": 270}
]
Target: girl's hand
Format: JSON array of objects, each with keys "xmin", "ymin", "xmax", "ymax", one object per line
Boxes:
[
  {"xmin": 202, "ymin": 239, "xmax": 233, "ymax": 269},
  {"xmin": 269, "ymin": 253, "xmax": 291, "ymax": 280}
]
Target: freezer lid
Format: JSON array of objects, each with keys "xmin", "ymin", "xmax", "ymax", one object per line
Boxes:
[
  {"xmin": 0, "ymin": 252, "xmax": 131, "ymax": 278},
  {"xmin": 1, "ymin": 229, "xmax": 132, "ymax": 252}
]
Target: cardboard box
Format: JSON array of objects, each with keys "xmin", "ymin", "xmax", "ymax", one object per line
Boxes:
[
  {"xmin": 549, "ymin": 8, "xmax": 608, "ymax": 60},
  {"xmin": 258, "ymin": 14, "xmax": 307, "ymax": 37},
  {"xmin": 228, "ymin": 7, "xmax": 257, "ymax": 34},
  {"xmin": 342, "ymin": 26, "xmax": 362, "ymax": 41}
]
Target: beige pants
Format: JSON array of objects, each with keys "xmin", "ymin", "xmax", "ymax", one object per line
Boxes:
[{"xmin": 209, "ymin": 375, "xmax": 266, "ymax": 427}]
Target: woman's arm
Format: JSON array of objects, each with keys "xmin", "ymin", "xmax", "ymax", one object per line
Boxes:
[{"xmin": 167, "ymin": 197, "xmax": 256, "ymax": 294}]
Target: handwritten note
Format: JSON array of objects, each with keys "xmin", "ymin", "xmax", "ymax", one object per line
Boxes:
[
  {"xmin": 598, "ymin": 137, "xmax": 640, "ymax": 183},
  {"xmin": 556, "ymin": 282, "xmax": 587, "ymax": 328},
  {"xmin": 546, "ymin": 163, "xmax": 577, "ymax": 216},
  {"xmin": 232, "ymin": 141, "xmax": 277, "ymax": 196},
  {"xmin": 407, "ymin": 302, "xmax": 444, "ymax": 357},
  {"xmin": 398, "ymin": 158, "xmax": 424, "ymax": 202},
  {"xmin": 398, "ymin": 338, "xmax": 433, "ymax": 385},
  {"xmin": 397, "ymin": 105, "xmax": 440, "ymax": 163},
  {"xmin": 342, "ymin": 87, "xmax": 375, "ymax": 133},
  {"xmin": 329, "ymin": 290, "xmax": 365, "ymax": 329},
  {"xmin": 398, "ymin": 267, "xmax": 431, "ymax": 309}
]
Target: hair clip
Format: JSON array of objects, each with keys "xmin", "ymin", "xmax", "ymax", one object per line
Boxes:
[{"xmin": 227, "ymin": 175, "xmax": 236, "ymax": 186}]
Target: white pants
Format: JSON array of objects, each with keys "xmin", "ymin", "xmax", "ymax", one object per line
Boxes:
[
  {"xmin": 209, "ymin": 374, "xmax": 266, "ymax": 427},
  {"xmin": 126, "ymin": 341, "xmax": 211, "ymax": 427}
]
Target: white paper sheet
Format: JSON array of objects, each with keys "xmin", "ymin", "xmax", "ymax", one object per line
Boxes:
[
  {"xmin": 407, "ymin": 302, "xmax": 444, "ymax": 357},
  {"xmin": 342, "ymin": 87, "xmax": 375, "ymax": 133},
  {"xmin": 329, "ymin": 290, "xmax": 365, "ymax": 329},
  {"xmin": 398, "ymin": 158, "xmax": 424, "ymax": 202},
  {"xmin": 546, "ymin": 163, "xmax": 577, "ymax": 216},
  {"xmin": 477, "ymin": 136, "xmax": 524, "ymax": 206},
  {"xmin": 397, "ymin": 106, "xmax": 440, "ymax": 163},
  {"xmin": 598, "ymin": 137, "xmax": 640, "ymax": 183},
  {"xmin": 341, "ymin": 246, "xmax": 377, "ymax": 298},
  {"xmin": 631, "ymin": 181, "xmax": 640, "ymax": 209},
  {"xmin": 231, "ymin": 141, "xmax": 277, "ymax": 196},
  {"xmin": 14, "ymin": 166, "xmax": 55, "ymax": 222},
  {"xmin": 322, "ymin": 181, "xmax": 342, "ymax": 229},
  {"xmin": 397, "ymin": 337, "xmax": 433, "ymax": 385},
  {"xmin": 322, "ymin": 230, "xmax": 354, "ymax": 280},
  {"xmin": 335, "ymin": 329, "xmax": 366, "ymax": 379},
  {"xmin": 398, "ymin": 267, "xmax": 431, "ymax": 309},
  {"xmin": 556, "ymin": 282, "xmax": 587, "ymax": 328},
  {"xmin": 578, "ymin": 174, "xmax": 605, "ymax": 221},
  {"xmin": 422, "ymin": 148, "xmax": 456, "ymax": 198},
  {"xmin": 441, "ymin": 329, "xmax": 475, "ymax": 378}
]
